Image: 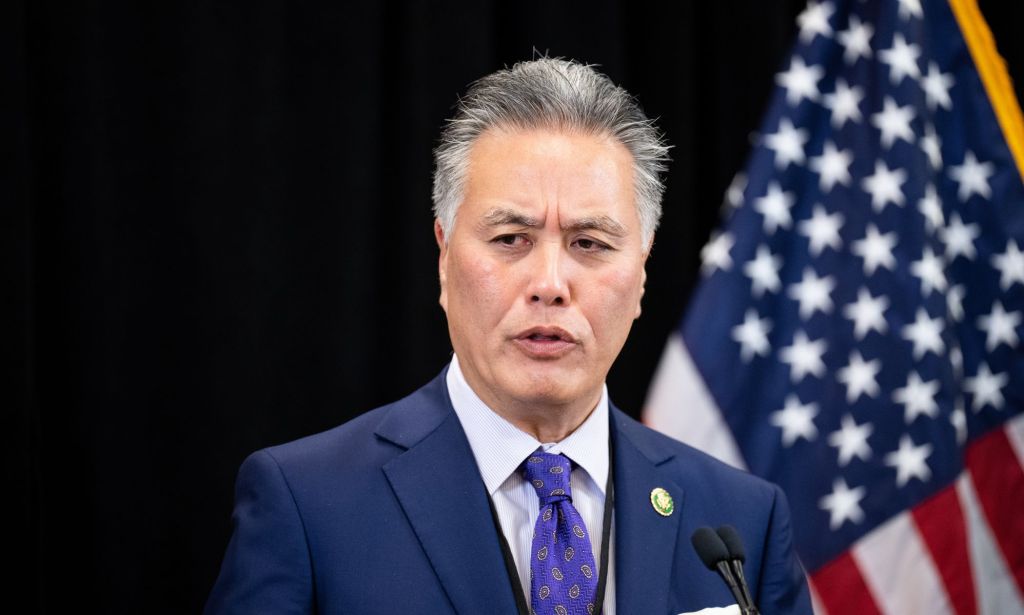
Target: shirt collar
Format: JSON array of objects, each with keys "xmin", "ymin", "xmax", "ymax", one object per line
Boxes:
[{"xmin": 447, "ymin": 354, "xmax": 610, "ymax": 496}]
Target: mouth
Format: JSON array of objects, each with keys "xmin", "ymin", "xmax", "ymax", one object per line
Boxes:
[{"xmin": 513, "ymin": 326, "xmax": 578, "ymax": 358}]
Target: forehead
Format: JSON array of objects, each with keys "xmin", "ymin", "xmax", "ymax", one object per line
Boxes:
[{"xmin": 461, "ymin": 128, "xmax": 638, "ymax": 226}]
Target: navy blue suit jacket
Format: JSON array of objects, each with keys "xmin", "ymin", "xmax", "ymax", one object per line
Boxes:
[{"xmin": 206, "ymin": 369, "xmax": 812, "ymax": 614}]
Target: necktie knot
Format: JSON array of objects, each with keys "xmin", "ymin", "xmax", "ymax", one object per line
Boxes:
[{"xmin": 523, "ymin": 451, "xmax": 573, "ymax": 506}]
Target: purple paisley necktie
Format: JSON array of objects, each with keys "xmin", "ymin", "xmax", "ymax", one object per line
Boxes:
[{"xmin": 523, "ymin": 451, "xmax": 599, "ymax": 615}]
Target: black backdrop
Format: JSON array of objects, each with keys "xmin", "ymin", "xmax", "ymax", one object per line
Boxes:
[{"xmin": 7, "ymin": 1, "xmax": 1023, "ymax": 612}]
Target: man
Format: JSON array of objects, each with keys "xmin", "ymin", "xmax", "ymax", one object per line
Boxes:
[{"xmin": 206, "ymin": 58, "xmax": 812, "ymax": 615}]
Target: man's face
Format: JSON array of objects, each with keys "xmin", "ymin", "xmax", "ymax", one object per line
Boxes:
[{"xmin": 436, "ymin": 128, "xmax": 649, "ymax": 417}]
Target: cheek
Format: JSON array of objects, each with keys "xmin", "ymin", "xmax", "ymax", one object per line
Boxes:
[
  {"xmin": 587, "ymin": 268, "xmax": 644, "ymax": 333},
  {"xmin": 449, "ymin": 254, "xmax": 515, "ymax": 325}
]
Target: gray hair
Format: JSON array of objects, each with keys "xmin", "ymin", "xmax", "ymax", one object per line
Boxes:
[{"xmin": 432, "ymin": 58, "xmax": 671, "ymax": 245}]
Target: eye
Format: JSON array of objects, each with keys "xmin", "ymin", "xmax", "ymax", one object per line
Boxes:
[
  {"xmin": 572, "ymin": 237, "xmax": 612, "ymax": 252},
  {"xmin": 492, "ymin": 234, "xmax": 529, "ymax": 248}
]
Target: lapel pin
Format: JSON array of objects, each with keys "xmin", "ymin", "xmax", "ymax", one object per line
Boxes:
[{"xmin": 650, "ymin": 487, "xmax": 674, "ymax": 517}]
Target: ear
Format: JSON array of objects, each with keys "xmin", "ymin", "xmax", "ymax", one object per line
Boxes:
[
  {"xmin": 635, "ymin": 265, "xmax": 647, "ymax": 319},
  {"xmin": 635, "ymin": 238, "xmax": 652, "ymax": 319},
  {"xmin": 435, "ymin": 219, "xmax": 449, "ymax": 312}
]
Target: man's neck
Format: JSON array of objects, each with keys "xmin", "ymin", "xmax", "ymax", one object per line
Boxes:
[
  {"xmin": 496, "ymin": 400, "xmax": 600, "ymax": 443},
  {"xmin": 452, "ymin": 356, "xmax": 603, "ymax": 442}
]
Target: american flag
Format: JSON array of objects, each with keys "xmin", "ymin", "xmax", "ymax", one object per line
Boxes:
[{"xmin": 644, "ymin": 0, "xmax": 1024, "ymax": 613}]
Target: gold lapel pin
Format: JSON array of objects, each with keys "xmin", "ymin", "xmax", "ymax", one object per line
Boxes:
[{"xmin": 650, "ymin": 487, "xmax": 674, "ymax": 516}]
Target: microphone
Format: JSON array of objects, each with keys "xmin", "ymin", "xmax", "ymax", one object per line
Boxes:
[
  {"xmin": 690, "ymin": 527, "xmax": 748, "ymax": 611},
  {"xmin": 716, "ymin": 525, "xmax": 757, "ymax": 615},
  {"xmin": 688, "ymin": 521, "xmax": 761, "ymax": 613}
]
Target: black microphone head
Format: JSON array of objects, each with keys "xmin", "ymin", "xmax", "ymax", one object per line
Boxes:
[
  {"xmin": 716, "ymin": 525, "xmax": 746, "ymax": 563},
  {"xmin": 690, "ymin": 526, "xmax": 730, "ymax": 571}
]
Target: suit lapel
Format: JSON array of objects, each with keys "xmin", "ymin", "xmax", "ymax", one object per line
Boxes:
[
  {"xmin": 379, "ymin": 375, "xmax": 520, "ymax": 615},
  {"xmin": 377, "ymin": 374, "xmax": 686, "ymax": 614},
  {"xmin": 611, "ymin": 409, "xmax": 684, "ymax": 615}
]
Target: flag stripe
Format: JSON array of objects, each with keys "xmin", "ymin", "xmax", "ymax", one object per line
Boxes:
[
  {"xmin": 809, "ymin": 458, "xmax": 1024, "ymax": 615},
  {"xmin": 807, "ymin": 577, "xmax": 827, "ymax": 615},
  {"xmin": 912, "ymin": 486, "xmax": 977, "ymax": 615},
  {"xmin": 965, "ymin": 425, "xmax": 1024, "ymax": 597},
  {"xmin": 643, "ymin": 333, "xmax": 747, "ymax": 469},
  {"xmin": 1005, "ymin": 413, "xmax": 1024, "ymax": 468},
  {"xmin": 956, "ymin": 472, "xmax": 1024, "ymax": 614},
  {"xmin": 810, "ymin": 551, "xmax": 882, "ymax": 615},
  {"xmin": 853, "ymin": 512, "xmax": 953, "ymax": 614}
]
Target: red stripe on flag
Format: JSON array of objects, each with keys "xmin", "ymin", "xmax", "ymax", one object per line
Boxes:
[
  {"xmin": 912, "ymin": 484, "xmax": 977, "ymax": 615},
  {"xmin": 810, "ymin": 551, "xmax": 882, "ymax": 615},
  {"xmin": 965, "ymin": 427, "xmax": 1024, "ymax": 596}
]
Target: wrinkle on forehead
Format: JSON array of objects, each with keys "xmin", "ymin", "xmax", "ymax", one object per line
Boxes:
[
  {"xmin": 480, "ymin": 207, "xmax": 628, "ymax": 238},
  {"xmin": 459, "ymin": 129, "xmax": 641, "ymax": 246}
]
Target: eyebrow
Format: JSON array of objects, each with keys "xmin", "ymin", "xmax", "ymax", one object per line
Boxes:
[
  {"xmin": 563, "ymin": 215, "xmax": 628, "ymax": 237},
  {"xmin": 481, "ymin": 208, "xmax": 542, "ymax": 228},
  {"xmin": 480, "ymin": 207, "xmax": 628, "ymax": 237}
]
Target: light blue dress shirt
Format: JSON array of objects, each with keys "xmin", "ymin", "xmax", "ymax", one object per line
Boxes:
[{"xmin": 447, "ymin": 354, "xmax": 617, "ymax": 614}]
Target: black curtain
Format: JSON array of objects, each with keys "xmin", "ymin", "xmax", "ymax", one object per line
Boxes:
[{"xmin": 7, "ymin": 1, "xmax": 1023, "ymax": 612}]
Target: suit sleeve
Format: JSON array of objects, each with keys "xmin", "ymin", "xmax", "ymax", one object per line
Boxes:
[
  {"xmin": 204, "ymin": 450, "xmax": 314, "ymax": 615},
  {"xmin": 757, "ymin": 484, "xmax": 814, "ymax": 615}
]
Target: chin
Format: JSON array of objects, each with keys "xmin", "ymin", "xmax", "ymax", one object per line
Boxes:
[{"xmin": 507, "ymin": 368, "xmax": 590, "ymax": 407}]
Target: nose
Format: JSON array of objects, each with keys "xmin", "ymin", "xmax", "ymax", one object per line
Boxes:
[{"xmin": 527, "ymin": 240, "xmax": 570, "ymax": 306}]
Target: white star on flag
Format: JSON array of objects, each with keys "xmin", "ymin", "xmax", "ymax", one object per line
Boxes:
[
  {"xmin": 964, "ymin": 363, "xmax": 1009, "ymax": 411},
  {"xmin": 765, "ymin": 118, "xmax": 809, "ymax": 169},
  {"xmin": 952, "ymin": 403, "xmax": 968, "ymax": 446},
  {"xmin": 828, "ymin": 414, "xmax": 873, "ymax": 466},
  {"xmin": 851, "ymin": 224, "xmax": 898, "ymax": 275},
  {"xmin": 977, "ymin": 301, "xmax": 1022, "ymax": 351},
  {"xmin": 788, "ymin": 268, "xmax": 836, "ymax": 319},
  {"xmin": 779, "ymin": 331, "xmax": 828, "ymax": 382},
  {"xmin": 700, "ymin": 231, "xmax": 735, "ymax": 275},
  {"xmin": 922, "ymin": 62, "xmax": 955, "ymax": 110},
  {"xmin": 809, "ymin": 142, "xmax": 853, "ymax": 192},
  {"xmin": 879, "ymin": 32, "xmax": 922, "ymax": 84},
  {"xmin": 951, "ymin": 345, "xmax": 964, "ymax": 374},
  {"xmin": 744, "ymin": 245, "xmax": 783, "ymax": 297},
  {"xmin": 843, "ymin": 288, "xmax": 889, "ymax": 339},
  {"xmin": 776, "ymin": 57, "xmax": 824, "ymax": 106},
  {"xmin": 823, "ymin": 79, "xmax": 864, "ymax": 129},
  {"xmin": 837, "ymin": 350, "xmax": 882, "ymax": 403},
  {"xmin": 910, "ymin": 246, "xmax": 948, "ymax": 296},
  {"xmin": 949, "ymin": 150, "xmax": 994, "ymax": 201},
  {"xmin": 770, "ymin": 394, "xmax": 820, "ymax": 446},
  {"xmin": 871, "ymin": 97, "xmax": 916, "ymax": 150},
  {"xmin": 797, "ymin": 1, "xmax": 834, "ymax": 43},
  {"xmin": 798, "ymin": 205, "xmax": 844, "ymax": 255},
  {"xmin": 947, "ymin": 284, "xmax": 966, "ymax": 322},
  {"xmin": 892, "ymin": 371, "xmax": 940, "ymax": 423},
  {"xmin": 991, "ymin": 239, "xmax": 1024, "ymax": 290},
  {"xmin": 837, "ymin": 15, "xmax": 873, "ymax": 64},
  {"xmin": 918, "ymin": 184, "xmax": 944, "ymax": 233},
  {"xmin": 902, "ymin": 308, "xmax": 945, "ymax": 360},
  {"xmin": 819, "ymin": 478, "xmax": 866, "ymax": 530},
  {"xmin": 940, "ymin": 213, "xmax": 979, "ymax": 261},
  {"xmin": 732, "ymin": 309, "xmax": 772, "ymax": 361},
  {"xmin": 884, "ymin": 435, "xmax": 933, "ymax": 487},
  {"xmin": 897, "ymin": 0, "xmax": 924, "ymax": 20},
  {"xmin": 754, "ymin": 182, "xmax": 796, "ymax": 234},
  {"xmin": 724, "ymin": 173, "xmax": 747, "ymax": 210},
  {"xmin": 862, "ymin": 160, "xmax": 907, "ymax": 211},
  {"xmin": 921, "ymin": 128, "xmax": 943, "ymax": 172}
]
